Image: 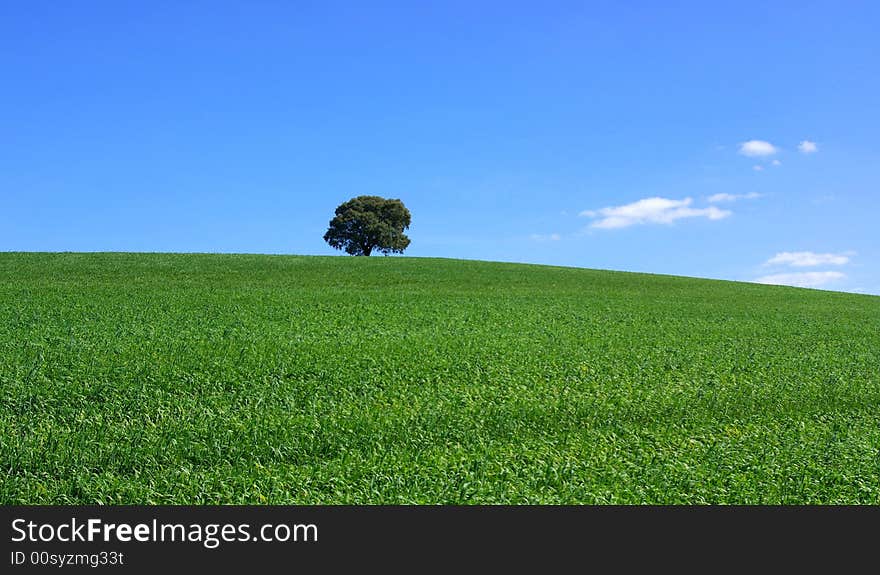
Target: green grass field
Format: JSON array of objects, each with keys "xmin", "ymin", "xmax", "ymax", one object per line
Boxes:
[{"xmin": 2, "ymin": 252, "xmax": 879, "ymax": 504}]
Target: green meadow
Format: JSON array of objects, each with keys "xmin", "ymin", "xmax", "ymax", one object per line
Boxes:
[{"xmin": 1, "ymin": 252, "xmax": 878, "ymax": 504}]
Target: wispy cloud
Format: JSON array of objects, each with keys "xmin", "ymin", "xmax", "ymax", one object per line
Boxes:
[
  {"xmin": 739, "ymin": 140, "xmax": 778, "ymax": 157},
  {"xmin": 772, "ymin": 159, "xmax": 782, "ymax": 166},
  {"xmin": 708, "ymin": 192, "xmax": 761, "ymax": 203},
  {"xmin": 812, "ymin": 194, "xmax": 835, "ymax": 205},
  {"xmin": 529, "ymin": 233, "xmax": 561, "ymax": 242},
  {"xmin": 765, "ymin": 251, "xmax": 852, "ymax": 267},
  {"xmin": 753, "ymin": 165, "xmax": 764, "ymax": 171},
  {"xmin": 754, "ymin": 271, "xmax": 845, "ymax": 289},
  {"xmin": 580, "ymin": 197, "xmax": 731, "ymax": 229},
  {"xmin": 798, "ymin": 140, "xmax": 818, "ymax": 154}
]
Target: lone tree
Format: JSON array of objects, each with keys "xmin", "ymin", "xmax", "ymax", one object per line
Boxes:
[{"xmin": 323, "ymin": 196, "xmax": 411, "ymax": 256}]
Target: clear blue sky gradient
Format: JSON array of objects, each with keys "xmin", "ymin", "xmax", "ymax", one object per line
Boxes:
[{"xmin": 2, "ymin": 1, "xmax": 878, "ymax": 293}]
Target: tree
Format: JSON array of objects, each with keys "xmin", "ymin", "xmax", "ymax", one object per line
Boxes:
[{"xmin": 323, "ymin": 196, "xmax": 411, "ymax": 256}]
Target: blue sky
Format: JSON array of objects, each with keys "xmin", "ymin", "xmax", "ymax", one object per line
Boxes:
[{"xmin": 2, "ymin": 1, "xmax": 878, "ymax": 294}]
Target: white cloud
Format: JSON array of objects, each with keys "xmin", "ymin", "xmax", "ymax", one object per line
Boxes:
[
  {"xmin": 580, "ymin": 197, "xmax": 731, "ymax": 229},
  {"xmin": 765, "ymin": 251, "xmax": 852, "ymax": 267},
  {"xmin": 753, "ymin": 165, "xmax": 764, "ymax": 171},
  {"xmin": 530, "ymin": 233, "xmax": 561, "ymax": 242},
  {"xmin": 798, "ymin": 140, "xmax": 818, "ymax": 154},
  {"xmin": 772, "ymin": 159, "xmax": 782, "ymax": 166},
  {"xmin": 755, "ymin": 271, "xmax": 845, "ymax": 289},
  {"xmin": 707, "ymin": 192, "xmax": 761, "ymax": 203},
  {"xmin": 739, "ymin": 140, "xmax": 778, "ymax": 157}
]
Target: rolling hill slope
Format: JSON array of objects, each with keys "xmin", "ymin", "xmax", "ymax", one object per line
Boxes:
[{"xmin": 1, "ymin": 252, "xmax": 878, "ymax": 503}]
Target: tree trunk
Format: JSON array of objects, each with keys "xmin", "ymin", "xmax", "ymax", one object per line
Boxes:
[{"xmin": 362, "ymin": 245, "xmax": 372, "ymax": 256}]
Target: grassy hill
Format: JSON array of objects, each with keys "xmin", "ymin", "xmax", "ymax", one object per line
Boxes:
[{"xmin": 1, "ymin": 252, "xmax": 878, "ymax": 504}]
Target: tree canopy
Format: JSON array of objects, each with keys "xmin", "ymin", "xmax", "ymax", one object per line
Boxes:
[{"xmin": 323, "ymin": 196, "xmax": 411, "ymax": 256}]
